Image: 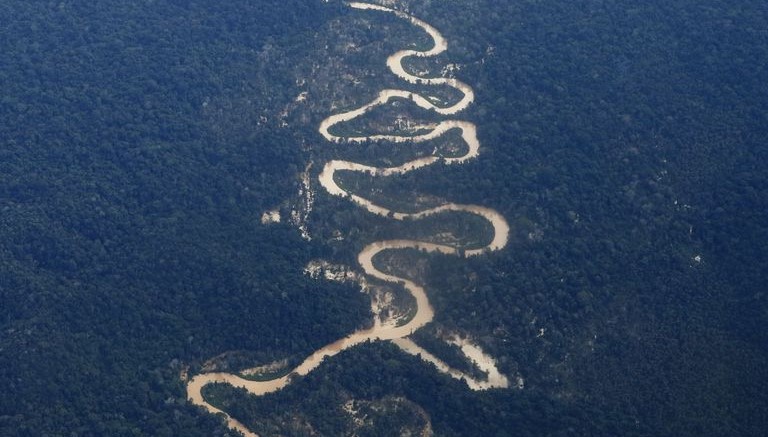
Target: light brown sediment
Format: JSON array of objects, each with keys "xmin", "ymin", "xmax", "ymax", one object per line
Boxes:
[{"xmin": 188, "ymin": 3, "xmax": 510, "ymax": 434}]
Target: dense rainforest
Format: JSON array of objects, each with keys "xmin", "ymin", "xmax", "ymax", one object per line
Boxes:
[{"xmin": 1, "ymin": 0, "xmax": 767, "ymax": 436}]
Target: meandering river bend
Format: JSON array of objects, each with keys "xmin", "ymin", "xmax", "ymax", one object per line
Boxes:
[{"xmin": 187, "ymin": 3, "xmax": 510, "ymax": 435}]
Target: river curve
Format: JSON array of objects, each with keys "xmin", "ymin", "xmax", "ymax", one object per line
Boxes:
[{"xmin": 187, "ymin": 3, "xmax": 510, "ymax": 435}]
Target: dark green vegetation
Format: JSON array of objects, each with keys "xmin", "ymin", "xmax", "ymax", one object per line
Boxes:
[
  {"xmin": 1, "ymin": 0, "xmax": 767, "ymax": 436},
  {"xmin": 0, "ymin": 1, "xmax": 368, "ymax": 436},
  {"xmin": 204, "ymin": 343, "xmax": 642, "ymax": 437}
]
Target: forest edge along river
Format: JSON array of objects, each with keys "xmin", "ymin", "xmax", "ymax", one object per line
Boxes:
[{"xmin": 187, "ymin": 3, "xmax": 511, "ymax": 435}]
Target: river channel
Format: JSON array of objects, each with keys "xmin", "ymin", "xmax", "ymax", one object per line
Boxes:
[{"xmin": 187, "ymin": 3, "xmax": 510, "ymax": 436}]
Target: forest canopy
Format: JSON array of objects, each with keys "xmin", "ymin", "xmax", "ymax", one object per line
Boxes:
[{"xmin": 1, "ymin": 0, "xmax": 767, "ymax": 436}]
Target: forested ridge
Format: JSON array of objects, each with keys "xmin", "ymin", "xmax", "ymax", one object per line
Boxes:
[{"xmin": 1, "ymin": 0, "xmax": 767, "ymax": 436}]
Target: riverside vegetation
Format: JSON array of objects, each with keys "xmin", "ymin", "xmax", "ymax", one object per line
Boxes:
[
  {"xmin": 187, "ymin": 4, "xmax": 511, "ymax": 435},
  {"xmin": 1, "ymin": 0, "xmax": 767, "ymax": 436}
]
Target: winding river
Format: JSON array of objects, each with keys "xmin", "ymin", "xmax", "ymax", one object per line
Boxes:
[{"xmin": 187, "ymin": 3, "xmax": 510, "ymax": 436}]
